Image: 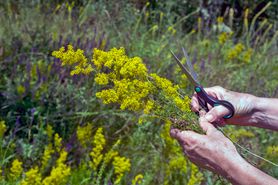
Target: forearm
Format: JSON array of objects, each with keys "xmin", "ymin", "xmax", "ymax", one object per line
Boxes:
[
  {"xmin": 222, "ymin": 155, "xmax": 278, "ymax": 185},
  {"xmin": 251, "ymin": 97, "xmax": 278, "ymax": 130},
  {"xmin": 229, "ymin": 94, "xmax": 278, "ymax": 130}
]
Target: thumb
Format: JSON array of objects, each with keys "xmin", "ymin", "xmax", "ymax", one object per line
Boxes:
[
  {"xmin": 199, "ymin": 116, "xmax": 217, "ymax": 134},
  {"xmin": 205, "ymin": 105, "xmax": 230, "ymax": 123}
]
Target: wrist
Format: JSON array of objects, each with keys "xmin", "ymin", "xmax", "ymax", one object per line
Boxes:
[
  {"xmin": 222, "ymin": 153, "xmax": 259, "ymax": 185},
  {"xmin": 220, "ymin": 153, "xmax": 246, "ymax": 182},
  {"xmin": 222, "ymin": 154, "xmax": 278, "ymax": 185}
]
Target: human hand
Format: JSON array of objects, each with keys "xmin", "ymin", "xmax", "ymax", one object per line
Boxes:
[
  {"xmin": 170, "ymin": 114, "xmax": 278, "ymax": 185},
  {"xmin": 191, "ymin": 86, "xmax": 256, "ymax": 126},
  {"xmin": 170, "ymin": 114, "xmax": 241, "ymax": 176}
]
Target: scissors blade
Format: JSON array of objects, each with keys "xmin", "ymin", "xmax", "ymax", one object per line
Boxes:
[
  {"xmin": 170, "ymin": 50, "xmax": 200, "ymax": 87},
  {"xmin": 182, "ymin": 47, "xmax": 199, "ymax": 83}
]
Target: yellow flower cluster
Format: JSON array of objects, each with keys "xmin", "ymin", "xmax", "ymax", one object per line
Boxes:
[
  {"xmin": 42, "ymin": 124, "xmax": 55, "ymax": 170},
  {"xmin": 0, "ymin": 120, "xmax": 7, "ymax": 138},
  {"xmin": 96, "ymin": 78, "xmax": 154, "ymax": 112},
  {"xmin": 187, "ymin": 163, "xmax": 203, "ymax": 185},
  {"xmin": 227, "ymin": 43, "xmax": 245, "ymax": 60},
  {"xmin": 160, "ymin": 120, "xmax": 179, "ymax": 153},
  {"xmin": 143, "ymin": 100, "xmax": 155, "ymax": 114},
  {"xmin": 150, "ymin": 73, "xmax": 179, "ymax": 97},
  {"xmin": 42, "ymin": 150, "xmax": 71, "ymax": 185},
  {"xmin": 218, "ymin": 32, "xmax": 232, "ymax": 45},
  {"xmin": 53, "ymin": 46, "xmax": 193, "ymax": 125},
  {"xmin": 90, "ymin": 127, "xmax": 106, "ymax": 171},
  {"xmin": 266, "ymin": 145, "xmax": 278, "ymax": 163},
  {"xmin": 174, "ymin": 96, "xmax": 191, "ymax": 112},
  {"xmin": 151, "ymin": 73, "xmax": 190, "ymax": 112},
  {"xmin": 217, "ymin": 16, "xmax": 224, "ymax": 24},
  {"xmin": 226, "ymin": 128, "xmax": 254, "ymax": 141},
  {"xmin": 113, "ymin": 156, "xmax": 131, "ymax": 184},
  {"xmin": 54, "ymin": 133, "xmax": 62, "ymax": 151},
  {"xmin": 93, "ymin": 47, "xmax": 154, "ymax": 112},
  {"xmin": 167, "ymin": 26, "xmax": 176, "ymax": 35},
  {"xmin": 242, "ymin": 48, "xmax": 253, "ymax": 63},
  {"xmin": 87, "ymin": 129, "xmax": 130, "ymax": 184},
  {"xmin": 226, "ymin": 43, "xmax": 253, "ymax": 63},
  {"xmin": 94, "ymin": 73, "xmax": 109, "ymax": 85},
  {"xmin": 46, "ymin": 124, "xmax": 54, "ymax": 139},
  {"xmin": 76, "ymin": 123, "xmax": 93, "ymax": 147},
  {"xmin": 17, "ymin": 85, "xmax": 26, "ymax": 95},
  {"xmin": 41, "ymin": 144, "xmax": 55, "ymax": 170},
  {"xmin": 164, "ymin": 155, "xmax": 188, "ymax": 185},
  {"xmin": 10, "ymin": 159, "xmax": 23, "ymax": 179},
  {"xmin": 52, "ymin": 45, "xmax": 93, "ymax": 75},
  {"xmin": 93, "ymin": 48, "xmax": 147, "ymax": 79},
  {"xmin": 104, "ymin": 150, "xmax": 119, "ymax": 164},
  {"xmin": 20, "ymin": 166, "xmax": 42, "ymax": 185},
  {"xmin": 132, "ymin": 174, "xmax": 144, "ymax": 185}
]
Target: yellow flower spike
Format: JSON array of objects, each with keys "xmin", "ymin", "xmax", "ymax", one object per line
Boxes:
[
  {"xmin": 10, "ymin": 159, "xmax": 23, "ymax": 179},
  {"xmin": 42, "ymin": 149, "xmax": 71, "ymax": 185},
  {"xmin": 132, "ymin": 174, "xmax": 144, "ymax": 185},
  {"xmin": 52, "ymin": 45, "xmax": 93, "ymax": 75},
  {"xmin": 104, "ymin": 150, "xmax": 119, "ymax": 164},
  {"xmin": 54, "ymin": 133, "xmax": 62, "ymax": 151},
  {"xmin": 17, "ymin": 85, "xmax": 26, "ymax": 95},
  {"xmin": 120, "ymin": 57, "xmax": 147, "ymax": 78},
  {"xmin": 266, "ymin": 146, "xmax": 278, "ymax": 161},
  {"xmin": 188, "ymin": 163, "xmax": 203, "ymax": 185},
  {"xmin": 217, "ymin": 16, "xmax": 224, "ymax": 24},
  {"xmin": 96, "ymin": 89, "xmax": 119, "ymax": 104},
  {"xmin": 95, "ymin": 73, "xmax": 109, "ymax": 85},
  {"xmin": 144, "ymin": 100, "xmax": 154, "ymax": 114},
  {"xmin": 218, "ymin": 32, "xmax": 233, "ymax": 45},
  {"xmin": 46, "ymin": 124, "xmax": 54, "ymax": 139},
  {"xmin": 112, "ymin": 156, "xmax": 131, "ymax": 184},
  {"xmin": 0, "ymin": 120, "xmax": 7, "ymax": 138},
  {"xmin": 226, "ymin": 128, "xmax": 254, "ymax": 141},
  {"xmin": 150, "ymin": 73, "xmax": 179, "ymax": 97},
  {"xmin": 77, "ymin": 124, "xmax": 93, "ymax": 147},
  {"xmin": 174, "ymin": 96, "xmax": 191, "ymax": 112},
  {"xmin": 41, "ymin": 144, "xmax": 55, "ymax": 170},
  {"xmin": 242, "ymin": 48, "xmax": 253, "ymax": 63},
  {"xmin": 90, "ymin": 127, "xmax": 106, "ymax": 171},
  {"xmin": 20, "ymin": 166, "xmax": 42, "ymax": 185},
  {"xmin": 227, "ymin": 43, "xmax": 246, "ymax": 61}
]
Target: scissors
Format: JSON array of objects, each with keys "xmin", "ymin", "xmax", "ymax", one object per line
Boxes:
[{"xmin": 170, "ymin": 48, "xmax": 234, "ymax": 119}]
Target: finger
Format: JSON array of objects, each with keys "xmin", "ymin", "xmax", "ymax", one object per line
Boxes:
[
  {"xmin": 203, "ymin": 86, "xmax": 224, "ymax": 100},
  {"xmin": 205, "ymin": 105, "xmax": 230, "ymax": 123},
  {"xmin": 199, "ymin": 109, "xmax": 206, "ymax": 117},
  {"xmin": 191, "ymin": 93, "xmax": 200, "ymax": 112},
  {"xmin": 170, "ymin": 128, "xmax": 202, "ymax": 145},
  {"xmin": 199, "ymin": 115, "xmax": 217, "ymax": 134}
]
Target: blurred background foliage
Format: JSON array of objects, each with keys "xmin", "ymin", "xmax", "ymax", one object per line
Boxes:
[{"xmin": 0, "ymin": 0, "xmax": 277, "ymax": 184}]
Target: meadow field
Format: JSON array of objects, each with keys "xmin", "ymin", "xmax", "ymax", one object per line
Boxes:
[{"xmin": 0, "ymin": 1, "xmax": 277, "ymax": 184}]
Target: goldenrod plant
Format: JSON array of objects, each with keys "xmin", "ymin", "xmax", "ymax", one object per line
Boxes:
[{"xmin": 52, "ymin": 46, "xmax": 202, "ymax": 132}]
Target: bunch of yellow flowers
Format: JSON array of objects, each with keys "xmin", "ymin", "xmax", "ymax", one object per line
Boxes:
[{"xmin": 52, "ymin": 45, "xmax": 200, "ymax": 131}]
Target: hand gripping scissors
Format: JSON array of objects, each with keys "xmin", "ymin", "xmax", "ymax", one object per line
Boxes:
[{"xmin": 170, "ymin": 48, "xmax": 235, "ymax": 119}]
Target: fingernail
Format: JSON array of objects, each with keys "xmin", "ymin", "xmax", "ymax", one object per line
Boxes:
[{"xmin": 205, "ymin": 114, "xmax": 213, "ymax": 122}]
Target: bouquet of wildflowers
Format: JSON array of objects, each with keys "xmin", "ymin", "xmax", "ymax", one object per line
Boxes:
[{"xmin": 52, "ymin": 45, "xmax": 202, "ymax": 132}]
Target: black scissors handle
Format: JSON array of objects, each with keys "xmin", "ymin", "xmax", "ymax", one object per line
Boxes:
[{"xmin": 194, "ymin": 85, "xmax": 235, "ymax": 119}]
